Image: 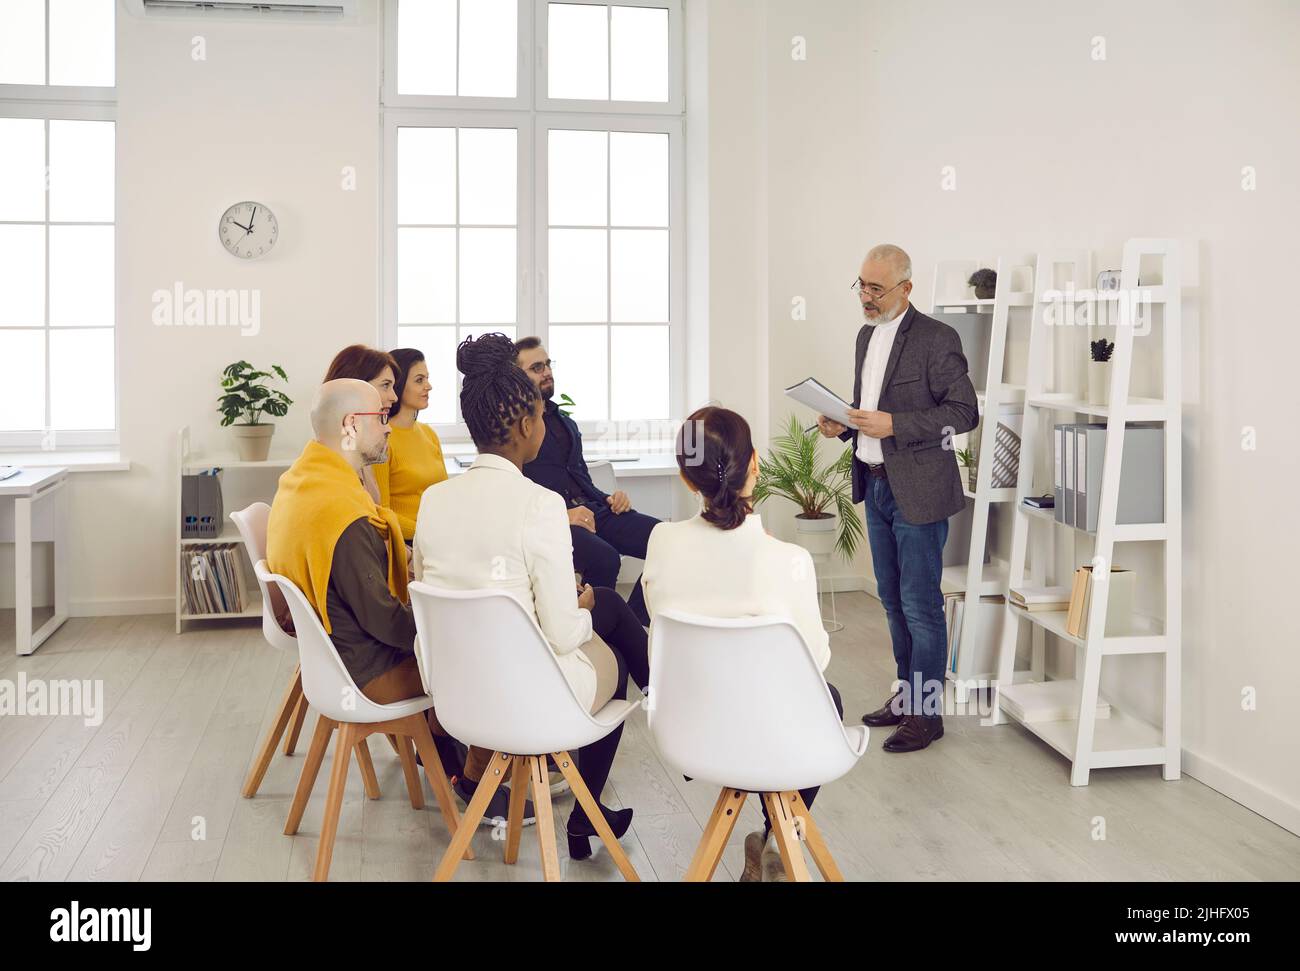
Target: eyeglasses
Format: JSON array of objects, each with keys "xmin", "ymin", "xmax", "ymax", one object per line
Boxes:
[
  {"xmin": 851, "ymin": 278, "xmax": 908, "ymax": 301},
  {"xmin": 345, "ymin": 411, "xmax": 390, "ymax": 427},
  {"xmin": 523, "ymin": 359, "xmax": 555, "ymax": 376}
]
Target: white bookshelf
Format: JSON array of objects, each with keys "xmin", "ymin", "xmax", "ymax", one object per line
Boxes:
[
  {"xmin": 175, "ymin": 426, "xmax": 293, "ymax": 633},
  {"xmin": 987, "ymin": 240, "xmax": 1183, "ymax": 786},
  {"xmin": 931, "ymin": 257, "xmax": 1039, "ymax": 699}
]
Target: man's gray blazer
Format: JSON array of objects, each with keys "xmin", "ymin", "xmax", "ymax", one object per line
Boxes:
[{"xmin": 838, "ymin": 304, "xmax": 979, "ymax": 525}]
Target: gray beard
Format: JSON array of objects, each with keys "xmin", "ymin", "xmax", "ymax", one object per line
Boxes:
[{"xmin": 867, "ymin": 303, "xmax": 905, "ymax": 326}]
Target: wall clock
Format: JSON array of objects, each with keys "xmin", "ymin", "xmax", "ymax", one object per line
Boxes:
[{"xmin": 219, "ymin": 201, "xmax": 279, "ymax": 259}]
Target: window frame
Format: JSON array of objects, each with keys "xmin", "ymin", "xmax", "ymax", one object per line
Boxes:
[{"xmin": 0, "ymin": 1, "xmax": 117, "ymax": 451}]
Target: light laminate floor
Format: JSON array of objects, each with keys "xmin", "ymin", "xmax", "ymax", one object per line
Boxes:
[{"xmin": 0, "ymin": 596, "xmax": 1297, "ymax": 882}]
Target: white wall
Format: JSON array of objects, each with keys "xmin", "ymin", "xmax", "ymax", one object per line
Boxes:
[{"xmin": 705, "ymin": 0, "xmax": 1299, "ymax": 830}]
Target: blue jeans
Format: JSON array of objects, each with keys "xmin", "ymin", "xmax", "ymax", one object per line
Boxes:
[{"xmin": 863, "ymin": 475, "xmax": 948, "ymax": 716}]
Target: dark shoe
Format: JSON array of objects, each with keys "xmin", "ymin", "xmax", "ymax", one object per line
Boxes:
[
  {"xmin": 566, "ymin": 804, "xmax": 634, "ymax": 860},
  {"xmin": 454, "ymin": 776, "xmax": 536, "ymax": 827},
  {"xmin": 861, "ymin": 689, "xmax": 906, "ymax": 727},
  {"xmin": 739, "ymin": 830, "xmax": 765, "ymax": 882},
  {"xmin": 882, "ymin": 714, "xmax": 944, "ymax": 753}
]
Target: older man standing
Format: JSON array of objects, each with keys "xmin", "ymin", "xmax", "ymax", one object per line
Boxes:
[{"xmin": 818, "ymin": 244, "xmax": 978, "ymax": 753}]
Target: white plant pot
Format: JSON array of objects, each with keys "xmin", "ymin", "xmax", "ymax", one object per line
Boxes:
[
  {"xmin": 231, "ymin": 423, "xmax": 274, "ymax": 462},
  {"xmin": 1088, "ymin": 361, "xmax": 1110, "ymax": 407},
  {"xmin": 794, "ymin": 513, "xmax": 837, "ymax": 559}
]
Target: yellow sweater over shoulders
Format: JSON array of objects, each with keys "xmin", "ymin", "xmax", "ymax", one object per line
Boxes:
[{"xmin": 374, "ymin": 421, "xmax": 448, "ymax": 540}]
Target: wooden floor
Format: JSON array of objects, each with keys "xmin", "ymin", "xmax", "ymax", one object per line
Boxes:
[{"xmin": 0, "ymin": 595, "xmax": 1297, "ymax": 882}]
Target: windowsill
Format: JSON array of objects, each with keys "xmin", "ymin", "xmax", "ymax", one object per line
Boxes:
[
  {"xmin": 443, "ymin": 446, "xmax": 677, "ymax": 479},
  {"xmin": 0, "ymin": 449, "xmax": 130, "ymax": 473}
]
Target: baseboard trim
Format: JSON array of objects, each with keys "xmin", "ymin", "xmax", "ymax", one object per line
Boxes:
[
  {"xmin": 70, "ymin": 596, "xmax": 174, "ymax": 618},
  {"xmin": 1182, "ymin": 748, "xmax": 1300, "ymax": 838}
]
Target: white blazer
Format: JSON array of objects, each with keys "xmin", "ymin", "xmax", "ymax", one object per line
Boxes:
[
  {"xmin": 412, "ymin": 452, "xmax": 598, "ymax": 709},
  {"xmin": 642, "ymin": 512, "xmax": 832, "ymax": 672}
]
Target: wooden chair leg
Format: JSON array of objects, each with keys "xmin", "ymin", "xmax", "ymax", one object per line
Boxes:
[
  {"xmin": 527, "ymin": 755, "xmax": 561, "ymax": 882},
  {"xmin": 396, "ymin": 735, "xmax": 424, "ymax": 810},
  {"xmin": 503, "ymin": 756, "xmax": 529, "ymax": 865},
  {"xmin": 241, "ymin": 668, "xmax": 302, "ymax": 798},
  {"xmin": 285, "ymin": 714, "xmax": 333, "ymax": 835},
  {"xmin": 789, "ymin": 791, "xmax": 843, "ymax": 882},
  {"xmin": 385, "ymin": 733, "xmax": 402, "ymax": 756},
  {"xmin": 282, "ymin": 693, "xmax": 308, "ymax": 756},
  {"xmin": 408, "ymin": 714, "xmax": 473, "ymax": 862},
  {"xmin": 433, "ymin": 751, "xmax": 508, "ymax": 881},
  {"xmin": 354, "ymin": 737, "xmax": 381, "ymax": 800},
  {"xmin": 552, "ymin": 750, "xmax": 640, "ymax": 882},
  {"xmin": 313, "ymin": 722, "xmax": 355, "ymax": 882},
  {"xmin": 684, "ymin": 787, "xmax": 746, "ymax": 882},
  {"xmin": 763, "ymin": 791, "xmax": 812, "ymax": 882}
]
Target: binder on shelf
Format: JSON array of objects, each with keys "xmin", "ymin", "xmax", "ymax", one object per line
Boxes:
[
  {"xmin": 1053, "ymin": 426, "xmax": 1065, "ymax": 521},
  {"xmin": 1062, "ymin": 424, "xmax": 1076, "ymax": 527},
  {"xmin": 1077, "ymin": 424, "xmax": 1165, "ymax": 532}
]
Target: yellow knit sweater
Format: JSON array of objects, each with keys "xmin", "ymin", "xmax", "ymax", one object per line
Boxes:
[{"xmin": 373, "ymin": 421, "xmax": 448, "ymax": 540}]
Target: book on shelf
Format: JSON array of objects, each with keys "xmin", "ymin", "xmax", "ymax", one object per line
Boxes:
[
  {"xmin": 1009, "ymin": 585, "xmax": 1072, "ymax": 612},
  {"xmin": 945, "ymin": 591, "xmax": 1006, "ymax": 674},
  {"xmin": 180, "ymin": 544, "xmax": 247, "ymax": 616},
  {"xmin": 1066, "ymin": 565, "xmax": 1137, "ymax": 638}
]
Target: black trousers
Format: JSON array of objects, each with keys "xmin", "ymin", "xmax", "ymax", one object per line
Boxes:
[
  {"xmin": 759, "ymin": 682, "xmax": 844, "ymax": 837},
  {"xmin": 568, "ymin": 587, "xmax": 650, "ymax": 826},
  {"xmin": 571, "ymin": 504, "xmax": 659, "ymax": 626}
]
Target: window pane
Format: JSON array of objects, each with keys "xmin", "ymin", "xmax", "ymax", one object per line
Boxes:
[
  {"xmin": 458, "ymin": 127, "xmax": 516, "ymax": 226},
  {"xmin": 459, "ymin": 228, "xmax": 515, "ymax": 324},
  {"xmin": 611, "ymin": 6, "xmax": 668, "ymax": 102},
  {"xmin": 548, "ymin": 325, "xmax": 608, "ymax": 421},
  {"xmin": 610, "ymin": 131, "xmax": 668, "ymax": 227},
  {"xmin": 0, "ymin": 119, "xmax": 46, "ymax": 222},
  {"xmin": 49, "ymin": 0, "xmax": 115, "ymax": 87},
  {"xmin": 0, "ymin": 0, "xmax": 45, "ymax": 85},
  {"xmin": 397, "ymin": 325, "xmax": 457, "ymax": 423},
  {"xmin": 0, "ymin": 330, "xmax": 45, "ymax": 431},
  {"xmin": 548, "ymin": 2, "xmax": 608, "ymax": 100},
  {"xmin": 548, "ymin": 129, "xmax": 606, "ymax": 227},
  {"xmin": 50, "ymin": 225, "xmax": 113, "ymax": 326},
  {"xmin": 398, "ymin": 228, "xmax": 456, "ymax": 323},
  {"xmin": 0, "ymin": 227, "xmax": 45, "ymax": 327},
  {"xmin": 49, "ymin": 120, "xmax": 115, "ymax": 222},
  {"xmin": 610, "ymin": 229, "xmax": 667, "ymax": 322},
  {"xmin": 459, "ymin": 0, "xmax": 517, "ymax": 97},
  {"xmin": 458, "ymin": 325, "xmax": 516, "ymax": 344},
  {"xmin": 50, "ymin": 327, "xmax": 113, "ymax": 429},
  {"xmin": 548, "ymin": 229, "xmax": 606, "ymax": 323},
  {"xmin": 398, "ymin": 127, "xmax": 456, "ymax": 224},
  {"xmin": 611, "ymin": 325, "xmax": 667, "ymax": 419},
  {"xmin": 397, "ymin": 0, "xmax": 456, "ymax": 96}
]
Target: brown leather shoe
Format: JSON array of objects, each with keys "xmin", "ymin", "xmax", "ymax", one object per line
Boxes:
[
  {"xmin": 882, "ymin": 714, "xmax": 944, "ymax": 753},
  {"xmin": 861, "ymin": 689, "xmax": 906, "ymax": 727}
]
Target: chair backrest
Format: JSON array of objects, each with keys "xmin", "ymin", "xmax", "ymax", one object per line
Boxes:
[
  {"xmin": 408, "ymin": 582, "xmax": 599, "ymax": 755},
  {"xmin": 230, "ymin": 503, "xmax": 293, "ymax": 651},
  {"xmin": 586, "ymin": 459, "xmax": 618, "ymax": 497},
  {"xmin": 647, "ymin": 609, "xmax": 861, "ymax": 793},
  {"xmin": 261, "ymin": 565, "xmax": 400, "ymax": 724}
]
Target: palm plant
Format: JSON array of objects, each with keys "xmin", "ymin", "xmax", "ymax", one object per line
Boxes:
[{"xmin": 752, "ymin": 414, "xmax": 865, "ymax": 560}]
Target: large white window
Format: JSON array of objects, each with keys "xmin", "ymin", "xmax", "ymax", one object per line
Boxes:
[
  {"xmin": 0, "ymin": 0, "xmax": 117, "ymax": 450},
  {"xmin": 384, "ymin": 0, "xmax": 684, "ymax": 439}
]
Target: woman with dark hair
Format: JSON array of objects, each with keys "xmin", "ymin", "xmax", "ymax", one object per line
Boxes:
[
  {"xmin": 641, "ymin": 405, "xmax": 842, "ymax": 883},
  {"xmin": 370, "ymin": 347, "xmax": 448, "ymax": 541},
  {"xmin": 412, "ymin": 333, "xmax": 647, "ymax": 857},
  {"xmin": 323, "ymin": 345, "xmax": 401, "ymax": 505}
]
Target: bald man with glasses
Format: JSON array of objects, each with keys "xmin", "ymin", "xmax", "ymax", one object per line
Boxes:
[{"xmin": 817, "ymin": 244, "xmax": 978, "ymax": 753}]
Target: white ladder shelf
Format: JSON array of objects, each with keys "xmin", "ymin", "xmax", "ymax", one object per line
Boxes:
[{"xmin": 986, "ymin": 239, "xmax": 1182, "ymax": 786}]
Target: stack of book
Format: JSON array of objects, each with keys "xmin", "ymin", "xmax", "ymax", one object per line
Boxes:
[
  {"xmin": 180, "ymin": 544, "xmax": 248, "ymax": 616},
  {"xmin": 945, "ymin": 592, "xmax": 1006, "ymax": 674},
  {"xmin": 1009, "ymin": 585, "xmax": 1072, "ymax": 612}
]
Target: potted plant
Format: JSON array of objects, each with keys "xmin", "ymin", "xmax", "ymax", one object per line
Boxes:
[
  {"xmin": 1088, "ymin": 338, "xmax": 1114, "ymax": 406},
  {"xmin": 955, "ymin": 446, "xmax": 978, "ymax": 493},
  {"xmin": 753, "ymin": 415, "xmax": 864, "ymax": 560},
  {"xmin": 218, "ymin": 361, "xmax": 293, "ymax": 461},
  {"xmin": 555, "ymin": 392, "xmax": 577, "ymax": 416},
  {"xmin": 968, "ymin": 268, "xmax": 997, "ymax": 300}
]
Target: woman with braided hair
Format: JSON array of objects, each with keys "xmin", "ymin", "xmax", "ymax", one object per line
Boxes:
[
  {"xmin": 641, "ymin": 405, "xmax": 844, "ymax": 882},
  {"xmin": 412, "ymin": 332, "xmax": 646, "ymax": 858}
]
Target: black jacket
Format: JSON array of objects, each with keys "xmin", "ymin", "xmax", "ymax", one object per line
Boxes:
[{"xmin": 521, "ymin": 399, "xmax": 609, "ymax": 508}]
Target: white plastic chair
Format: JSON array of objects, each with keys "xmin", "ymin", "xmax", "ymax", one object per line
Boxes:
[
  {"xmin": 263, "ymin": 566, "xmax": 470, "ymax": 881},
  {"xmin": 409, "ymin": 582, "xmax": 641, "ymax": 882},
  {"xmin": 586, "ymin": 459, "xmax": 619, "ymax": 498},
  {"xmin": 646, "ymin": 609, "xmax": 868, "ymax": 881}
]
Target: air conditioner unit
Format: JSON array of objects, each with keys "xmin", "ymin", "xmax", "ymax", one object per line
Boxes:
[{"xmin": 122, "ymin": 0, "xmax": 359, "ymax": 22}]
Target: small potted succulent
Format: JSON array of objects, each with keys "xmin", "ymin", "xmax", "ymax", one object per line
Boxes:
[
  {"xmin": 968, "ymin": 268, "xmax": 997, "ymax": 300},
  {"xmin": 955, "ymin": 446, "xmax": 978, "ymax": 493},
  {"xmin": 218, "ymin": 361, "xmax": 293, "ymax": 461},
  {"xmin": 753, "ymin": 415, "xmax": 864, "ymax": 560},
  {"xmin": 1088, "ymin": 338, "xmax": 1115, "ymax": 406}
]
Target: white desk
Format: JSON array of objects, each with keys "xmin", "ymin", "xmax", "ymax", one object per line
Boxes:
[{"xmin": 1, "ymin": 467, "xmax": 70, "ymax": 655}]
